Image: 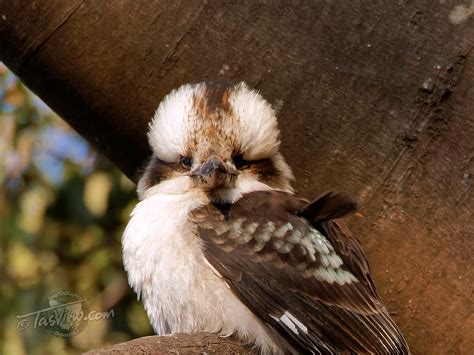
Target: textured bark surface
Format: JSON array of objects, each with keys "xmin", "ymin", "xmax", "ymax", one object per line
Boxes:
[
  {"xmin": 84, "ymin": 333, "xmax": 254, "ymax": 354},
  {"xmin": 1, "ymin": 0, "xmax": 473, "ymax": 353}
]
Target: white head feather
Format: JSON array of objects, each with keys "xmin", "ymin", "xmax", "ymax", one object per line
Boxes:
[
  {"xmin": 148, "ymin": 82, "xmax": 280, "ymax": 161},
  {"xmin": 139, "ymin": 81, "xmax": 294, "ymax": 199}
]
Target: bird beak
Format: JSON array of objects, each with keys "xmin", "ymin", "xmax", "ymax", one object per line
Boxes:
[
  {"xmin": 190, "ymin": 157, "xmax": 239, "ymax": 188},
  {"xmin": 190, "ymin": 159, "xmax": 223, "ymax": 177},
  {"xmin": 190, "ymin": 158, "xmax": 239, "ymax": 177}
]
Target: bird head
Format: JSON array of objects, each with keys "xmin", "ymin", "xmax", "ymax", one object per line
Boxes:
[{"xmin": 138, "ymin": 82, "xmax": 294, "ymax": 201}]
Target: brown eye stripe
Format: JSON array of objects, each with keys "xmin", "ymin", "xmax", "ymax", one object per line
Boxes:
[
  {"xmin": 232, "ymin": 155, "xmax": 273, "ymax": 171},
  {"xmin": 233, "ymin": 154, "xmax": 249, "ymax": 169},
  {"xmin": 141, "ymin": 156, "xmax": 183, "ymax": 190},
  {"xmin": 247, "ymin": 158, "xmax": 285, "ymax": 188},
  {"xmin": 248, "ymin": 158, "xmax": 277, "ymax": 176}
]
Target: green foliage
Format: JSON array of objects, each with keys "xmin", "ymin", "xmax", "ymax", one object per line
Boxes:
[{"xmin": 0, "ymin": 65, "xmax": 153, "ymax": 354}]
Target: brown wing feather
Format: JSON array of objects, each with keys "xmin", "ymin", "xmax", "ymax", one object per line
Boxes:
[
  {"xmin": 191, "ymin": 190, "xmax": 409, "ymax": 354},
  {"xmin": 300, "ymin": 190, "xmax": 358, "ymax": 221},
  {"xmin": 302, "ymin": 191, "xmax": 378, "ymax": 296},
  {"xmin": 320, "ymin": 220, "xmax": 379, "ymax": 298}
]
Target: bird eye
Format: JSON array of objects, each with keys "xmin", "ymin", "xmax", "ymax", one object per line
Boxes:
[
  {"xmin": 233, "ymin": 154, "xmax": 249, "ymax": 169},
  {"xmin": 179, "ymin": 156, "xmax": 193, "ymax": 169}
]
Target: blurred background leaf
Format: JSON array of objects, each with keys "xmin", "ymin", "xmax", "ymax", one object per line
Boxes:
[{"xmin": 0, "ymin": 63, "xmax": 153, "ymax": 354}]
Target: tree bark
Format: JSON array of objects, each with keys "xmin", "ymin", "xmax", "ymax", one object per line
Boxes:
[
  {"xmin": 84, "ymin": 333, "xmax": 254, "ymax": 354},
  {"xmin": 1, "ymin": 0, "xmax": 473, "ymax": 353}
]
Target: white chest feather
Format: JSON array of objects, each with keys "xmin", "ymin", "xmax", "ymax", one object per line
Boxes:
[{"xmin": 121, "ymin": 189, "xmax": 280, "ymax": 354}]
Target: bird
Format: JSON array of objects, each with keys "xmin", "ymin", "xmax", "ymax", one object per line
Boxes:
[{"xmin": 122, "ymin": 81, "xmax": 410, "ymax": 354}]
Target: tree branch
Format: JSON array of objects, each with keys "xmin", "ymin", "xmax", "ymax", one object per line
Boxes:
[
  {"xmin": 85, "ymin": 333, "xmax": 254, "ymax": 354},
  {"xmin": 1, "ymin": 0, "xmax": 473, "ymax": 353}
]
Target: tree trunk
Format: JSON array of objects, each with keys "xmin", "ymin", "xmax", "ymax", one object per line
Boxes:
[{"xmin": 1, "ymin": 0, "xmax": 472, "ymax": 353}]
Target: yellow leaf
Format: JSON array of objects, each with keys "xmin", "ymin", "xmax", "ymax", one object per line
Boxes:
[
  {"xmin": 18, "ymin": 186, "xmax": 51, "ymax": 234},
  {"xmin": 84, "ymin": 173, "xmax": 112, "ymax": 217},
  {"xmin": 7, "ymin": 243, "xmax": 40, "ymax": 281}
]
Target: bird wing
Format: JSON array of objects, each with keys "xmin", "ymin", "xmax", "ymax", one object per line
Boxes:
[
  {"xmin": 190, "ymin": 190, "xmax": 409, "ymax": 354},
  {"xmin": 301, "ymin": 191, "xmax": 379, "ymax": 298}
]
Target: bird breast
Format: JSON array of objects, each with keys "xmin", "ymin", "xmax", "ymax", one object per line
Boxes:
[{"xmin": 121, "ymin": 190, "xmax": 281, "ymax": 353}]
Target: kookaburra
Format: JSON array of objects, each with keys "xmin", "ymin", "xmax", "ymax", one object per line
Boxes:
[{"xmin": 122, "ymin": 82, "xmax": 409, "ymax": 354}]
